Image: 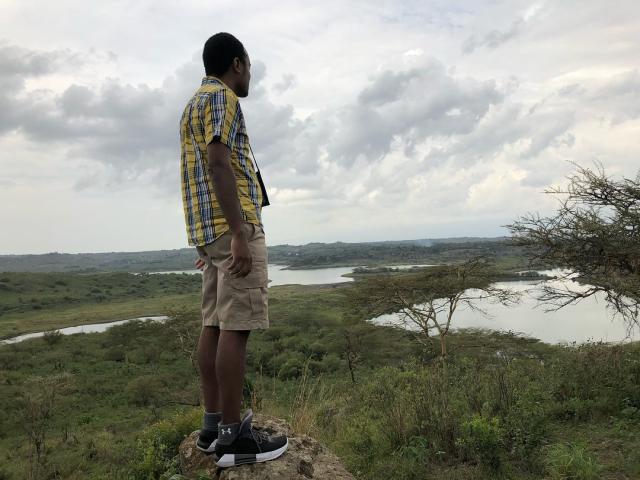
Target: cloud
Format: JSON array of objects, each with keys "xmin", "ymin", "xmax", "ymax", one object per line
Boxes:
[
  {"xmin": 272, "ymin": 73, "xmax": 297, "ymax": 94},
  {"xmin": 0, "ymin": 44, "xmax": 86, "ymax": 135},
  {"xmin": 461, "ymin": 3, "xmax": 545, "ymax": 54},
  {"xmin": 590, "ymin": 69, "xmax": 640, "ymax": 124},
  {"xmin": 1, "ymin": 0, "xmax": 640, "ymax": 254},
  {"xmin": 323, "ymin": 58, "xmax": 504, "ymax": 167},
  {"xmin": 0, "ymin": 43, "xmax": 85, "ymax": 77},
  {"xmin": 0, "ymin": 40, "xmax": 631, "ymax": 210},
  {"xmin": 462, "ymin": 18, "xmax": 526, "ymax": 54},
  {"xmin": 1, "ymin": 14, "xmax": 639, "ymax": 245}
]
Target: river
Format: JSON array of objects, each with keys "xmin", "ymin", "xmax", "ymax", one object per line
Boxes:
[{"xmin": 1, "ymin": 265, "xmax": 637, "ymax": 346}]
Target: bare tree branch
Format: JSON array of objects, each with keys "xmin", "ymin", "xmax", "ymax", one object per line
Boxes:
[
  {"xmin": 347, "ymin": 256, "xmax": 522, "ymax": 358},
  {"xmin": 505, "ymin": 161, "xmax": 640, "ymax": 330}
]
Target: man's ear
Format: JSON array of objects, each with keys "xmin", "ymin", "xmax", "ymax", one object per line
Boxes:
[{"xmin": 232, "ymin": 57, "xmax": 242, "ymax": 73}]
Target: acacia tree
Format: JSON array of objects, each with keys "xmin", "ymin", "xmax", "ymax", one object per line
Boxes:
[
  {"xmin": 348, "ymin": 256, "xmax": 521, "ymax": 359},
  {"xmin": 342, "ymin": 328, "xmax": 361, "ymax": 383},
  {"xmin": 19, "ymin": 372, "xmax": 73, "ymax": 480},
  {"xmin": 505, "ymin": 161, "xmax": 640, "ymax": 333}
]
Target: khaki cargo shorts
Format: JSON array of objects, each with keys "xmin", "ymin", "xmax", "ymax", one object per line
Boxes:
[{"xmin": 195, "ymin": 221, "xmax": 269, "ymax": 330}]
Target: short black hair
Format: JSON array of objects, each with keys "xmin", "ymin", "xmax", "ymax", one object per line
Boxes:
[{"xmin": 202, "ymin": 32, "xmax": 247, "ymax": 76}]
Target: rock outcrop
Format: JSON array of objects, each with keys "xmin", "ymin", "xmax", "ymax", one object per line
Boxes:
[{"xmin": 177, "ymin": 413, "xmax": 355, "ymax": 479}]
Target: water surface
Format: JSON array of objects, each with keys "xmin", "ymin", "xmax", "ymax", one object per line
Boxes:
[
  {"xmin": 368, "ymin": 272, "xmax": 639, "ymax": 345},
  {"xmin": 0, "ymin": 316, "xmax": 169, "ymax": 345},
  {"xmin": 3, "ymin": 266, "xmax": 636, "ymax": 346}
]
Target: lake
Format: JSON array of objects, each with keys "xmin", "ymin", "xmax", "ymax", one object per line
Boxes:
[
  {"xmin": 2, "ymin": 265, "xmax": 637, "ymax": 346},
  {"xmin": 145, "ymin": 263, "xmax": 439, "ymax": 286},
  {"xmin": 1, "ymin": 264, "xmax": 434, "ymax": 345},
  {"xmin": 368, "ymin": 270, "xmax": 639, "ymax": 345},
  {"xmin": 141, "ymin": 264, "xmax": 355, "ymax": 285}
]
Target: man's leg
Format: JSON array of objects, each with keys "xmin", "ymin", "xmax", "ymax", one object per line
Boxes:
[
  {"xmin": 216, "ymin": 329, "xmax": 251, "ymax": 424},
  {"xmin": 197, "ymin": 325, "xmax": 221, "ymax": 412}
]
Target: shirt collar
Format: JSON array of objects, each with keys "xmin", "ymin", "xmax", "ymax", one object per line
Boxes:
[{"xmin": 201, "ymin": 76, "xmax": 225, "ymax": 87}]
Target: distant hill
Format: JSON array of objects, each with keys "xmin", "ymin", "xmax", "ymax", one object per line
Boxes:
[
  {"xmin": 0, "ymin": 236, "xmax": 521, "ymax": 273},
  {"xmin": 293, "ymin": 236, "xmax": 508, "ymax": 248}
]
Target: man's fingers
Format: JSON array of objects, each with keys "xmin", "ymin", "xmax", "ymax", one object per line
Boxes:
[
  {"xmin": 228, "ymin": 258, "xmax": 238, "ymax": 273},
  {"xmin": 229, "ymin": 262, "xmax": 250, "ymax": 276},
  {"xmin": 229, "ymin": 258, "xmax": 252, "ymax": 277},
  {"xmin": 237, "ymin": 263, "xmax": 252, "ymax": 277}
]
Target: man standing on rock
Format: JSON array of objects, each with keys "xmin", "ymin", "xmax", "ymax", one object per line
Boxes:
[{"xmin": 179, "ymin": 32, "xmax": 288, "ymax": 467}]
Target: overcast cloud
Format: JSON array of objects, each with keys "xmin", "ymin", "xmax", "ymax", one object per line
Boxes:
[{"xmin": 0, "ymin": 0, "xmax": 639, "ymax": 254}]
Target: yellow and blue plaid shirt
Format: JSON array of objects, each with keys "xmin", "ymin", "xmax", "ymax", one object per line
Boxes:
[{"xmin": 180, "ymin": 76, "xmax": 263, "ymax": 246}]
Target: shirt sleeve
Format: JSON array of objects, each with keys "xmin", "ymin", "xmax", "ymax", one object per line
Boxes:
[{"xmin": 203, "ymin": 89, "xmax": 241, "ymax": 148}]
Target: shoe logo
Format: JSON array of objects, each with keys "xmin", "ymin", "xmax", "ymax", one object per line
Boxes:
[{"xmin": 221, "ymin": 428, "xmax": 232, "ymax": 435}]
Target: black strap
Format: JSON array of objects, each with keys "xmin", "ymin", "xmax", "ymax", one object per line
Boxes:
[
  {"xmin": 249, "ymin": 144, "xmax": 260, "ymax": 171},
  {"xmin": 248, "ymin": 143, "xmax": 270, "ymax": 206}
]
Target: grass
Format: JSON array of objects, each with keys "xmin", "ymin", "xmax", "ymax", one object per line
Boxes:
[
  {"xmin": 0, "ymin": 271, "xmax": 202, "ymax": 339},
  {"xmin": 0, "ymin": 294, "xmax": 199, "ymax": 339},
  {"xmin": 0, "ymin": 271, "xmax": 638, "ymax": 479}
]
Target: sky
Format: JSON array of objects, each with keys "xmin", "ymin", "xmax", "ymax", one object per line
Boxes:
[{"xmin": 0, "ymin": 0, "xmax": 639, "ymax": 254}]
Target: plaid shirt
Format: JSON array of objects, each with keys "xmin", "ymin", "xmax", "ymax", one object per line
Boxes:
[{"xmin": 180, "ymin": 76, "xmax": 263, "ymax": 246}]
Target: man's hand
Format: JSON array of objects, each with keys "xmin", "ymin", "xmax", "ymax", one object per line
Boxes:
[
  {"xmin": 228, "ymin": 229, "xmax": 252, "ymax": 278},
  {"xmin": 195, "ymin": 258, "xmax": 206, "ymax": 271}
]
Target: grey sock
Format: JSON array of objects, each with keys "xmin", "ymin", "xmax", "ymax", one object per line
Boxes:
[
  {"xmin": 203, "ymin": 411, "xmax": 222, "ymax": 433},
  {"xmin": 217, "ymin": 409, "xmax": 254, "ymax": 445},
  {"xmin": 216, "ymin": 421, "xmax": 240, "ymax": 445}
]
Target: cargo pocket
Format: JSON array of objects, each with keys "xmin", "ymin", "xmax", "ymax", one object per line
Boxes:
[
  {"xmin": 248, "ymin": 287, "xmax": 265, "ymax": 315},
  {"xmin": 228, "ymin": 262, "xmax": 268, "ymax": 315}
]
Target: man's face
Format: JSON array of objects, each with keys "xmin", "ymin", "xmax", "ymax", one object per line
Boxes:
[{"xmin": 237, "ymin": 53, "xmax": 251, "ymax": 98}]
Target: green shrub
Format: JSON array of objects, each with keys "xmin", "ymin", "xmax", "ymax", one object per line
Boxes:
[
  {"xmin": 129, "ymin": 409, "xmax": 200, "ymax": 480},
  {"xmin": 104, "ymin": 346, "xmax": 127, "ymax": 362},
  {"xmin": 269, "ymin": 351, "xmax": 305, "ymax": 378},
  {"xmin": 307, "ymin": 359, "xmax": 325, "ymax": 374},
  {"xmin": 339, "ymin": 414, "xmax": 386, "ymax": 479},
  {"xmin": 321, "ymin": 353, "xmax": 342, "ymax": 372},
  {"xmin": 456, "ymin": 414, "xmax": 505, "ymax": 471},
  {"xmin": 502, "ymin": 383, "xmax": 551, "ymax": 462},
  {"xmin": 554, "ymin": 396, "xmax": 597, "ymax": 421},
  {"xmin": 550, "ymin": 341, "xmax": 640, "ymax": 416},
  {"xmin": 125, "ymin": 376, "xmax": 163, "ymax": 407},
  {"xmin": 279, "ymin": 357, "xmax": 304, "ymax": 379},
  {"xmin": 544, "ymin": 442, "xmax": 603, "ymax": 479},
  {"xmin": 358, "ymin": 362, "xmax": 464, "ymax": 457},
  {"xmin": 391, "ymin": 435, "xmax": 432, "ymax": 477},
  {"xmin": 262, "ymin": 327, "xmax": 283, "ymax": 340},
  {"xmin": 309, "ymin": 341, "xmax": 327, "ymax": 359}
]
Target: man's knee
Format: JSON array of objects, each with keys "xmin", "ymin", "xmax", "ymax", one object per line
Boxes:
[{"xmin": 221, "ymin": 329, "xmax": 251, "ymax": 339}]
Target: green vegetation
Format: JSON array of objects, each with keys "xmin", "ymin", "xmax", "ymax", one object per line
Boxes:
[
  {"xmin": 0, "ymin": 236, "xmax": 540, "ymax": 273},
  {"xmin": 0, "ymin": 270, "xmax": 638, "ymax": 479},
  {"xmin": 269, "ymin": 237, "xmax": 531, "ymax": 270},
  {"xmin": 0, "ymin": 272, "xmax": 201, "ymax": 339}
]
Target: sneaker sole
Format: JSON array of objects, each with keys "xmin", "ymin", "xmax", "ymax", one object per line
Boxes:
[
  {"xmin": 196, "ymin": 439, "xmax": 217, "ymax": 454},
  {"xmin": 215, "ymin": 438, "xmax": 289, "ymax": 467}
]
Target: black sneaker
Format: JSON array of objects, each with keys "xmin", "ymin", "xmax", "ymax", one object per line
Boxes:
[
  {"xmin": 214, "ymin": 409, "xmax": 288, "ymax": 467},
  {"xmin": 196, "ymin": 429, "xmax": 218, "ymax": 454}
]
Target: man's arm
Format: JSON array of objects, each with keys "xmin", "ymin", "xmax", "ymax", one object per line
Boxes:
[{"xmin": 207, "ymin": 141, "xmax": 252, "ymax": 277}]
